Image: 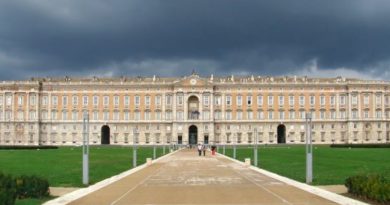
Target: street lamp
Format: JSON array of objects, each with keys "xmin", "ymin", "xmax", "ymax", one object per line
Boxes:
[
  {"xmin": 132, "ymin": 128, "xmax": 138, "ymax": 168},
  {"xmin": 305, "ymin": 112, "xmax": 313, "ymax": 184}
]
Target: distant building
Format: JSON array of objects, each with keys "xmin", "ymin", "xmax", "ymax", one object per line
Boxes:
[{"xmin": 0, "ymin": 73, "xmax": 390, "ymax": 145}]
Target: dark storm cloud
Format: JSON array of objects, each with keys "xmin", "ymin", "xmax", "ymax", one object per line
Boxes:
[{"xmin": 0, "ymin": 0, "xmax": 390, "ymax": 80}]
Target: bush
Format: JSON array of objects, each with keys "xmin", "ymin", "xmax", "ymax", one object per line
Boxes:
[
  {"xmin": 15, "ymin": 175, "xmax": 50, "ymax": 199},
  {"xmin": 0, "ymin": 145, "xmax": 58, "ymax": 150},
  {"xmin": 0, "ymin": 172, "xmax": 17, "ymax": 205},
  {"xmin": 345, "ymin": 174, "xmax": 390, "ymax": 204},
  {"xmin": 331, "ymin": 144, "xmax": 390, "ymax": 148}
]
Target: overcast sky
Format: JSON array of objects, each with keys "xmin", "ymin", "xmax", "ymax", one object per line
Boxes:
[{"xmin": 0, "ymin": 0, "xmax": 389, "ymax": 80}]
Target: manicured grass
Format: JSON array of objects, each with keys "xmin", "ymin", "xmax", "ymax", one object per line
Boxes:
[
  {"xmin": 0, "ymin": 145, "xmax": 169, "ymax": 187},
  {"xmin": 15, "ymin": 196, "xmax": 55, "ymax": 205},
  {"xmin": 220, "ymin": 145, "xmax": 390, "ymax": 185}
]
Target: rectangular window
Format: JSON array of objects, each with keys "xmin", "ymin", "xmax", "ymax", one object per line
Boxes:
[
  {"xmin": 279, "ymin": 96, "xmax": 284, "ymax": 106},
  {"xmin": 29, "ymin": 95, "xmax": 36, "ymax": 106},
  {"xmin": 93, "ymin": 96, "xmax": 98, "ymax": 106},
  {"xmin": 135, "ymin": 111, "xmax": 140, "ymax": 120},
  {"xmin": 340, "ymin": 96, "xmax": 345, "ymax": 105},
  {"xmin": 177, "ymin": 95, "xmax": 183, "ymax": 105},
  {"xmin": 340, "ymin": 111, "xmax": 346, "ymax": 119},
  {"xmin": 352, "ymin": 110, "xmax": 358, "ymax": 119},
  {"xmin": 352, "ymin": 95, "xmax": 358, "ymax": 105},
  {"xmin": 62, "ymin": 96, "xmax": 68, "ymax": 106},
  {"xmin": 144, "ymin": 111, "xmax": 150, "ymax": 120},
  {"xmin": 165, "ymin": 111, "xmax": 172, "ymax": 120},
  {"xmin": 320, "ymin": 111, "xmax": 325, "ymax": 119},
  {"xmin": 124, "ymin": 96, "xmax": 130, "ymax": 106},
  {"xmin": 114, "ymin": 96, "xmax": 119, "ymax": 106},
  {"xmin": 300, "ymin": 111, "xmax": 306, "ymax": 119},
  {"xmin": 376, "ymin": 111, "xmax": 382, "ymax": 119},
  {"xmin": 279, "ymin": 111, "xmax": 284, "ymax": 119},
  {"xmin": 364, "ymin": 110, "xmax": 369, "ymax": 118},
  {"xmin": 176, "ymin": 111, "xmax": 183, "ymax": 120},
  {"xmin": 257, "ymin": 111, "xmax": 264, "ymax": 120},
  {"xmin": 225, "ymin": 111, "xmax": 232, "ymax": 120},
  {"xmin": 247, "ymin": 111, "xmax": 253, "ymax": 120},
  {"xmin": 236, "ymin": 111, "xmax": 242, "ymax": 120},
  {"xmin": 51, "ymin": 110, "xmax": 57, "ymax": 120},
  {"xmin": 93, "ymin": 111, "xmax": 98, "ymax": 120},
  {"xmin": 330, "ymin": 96, "xmax": 335, "ymax": 105},
  {"xmin": 289, "ymin": 96, "xmax": 294, "ymax": 106},
  {"xmin": 72, "ymin": 96, "xmax": 78, "ymax": 106},
  {"xmin": 0, "ymin": 95, "xmax": 3, "ymax": 106},
  {"xmin": 214, "ymin": 96, "xmax": 222, "ymax": 105},
  {"xmin": 320, "ymin": 96, "xmax": 325, "ymax": 105},
  {"xmin": 203, "ymin": 95, "xmax": 209, "ymax": 106},
  {"xmin": 17, "ymin": 111, "xmax": 24, "ymax": 120},
  {"xmin": 18, "ymin": 96, "xmax": 24, "ymax": 106},
  {"xmin": 113, "ymin": 111, "xmax": 119, "ymax": 120},
  {"xmin": 257, "ymin": 95, "xmax": 263, "ymax": 106},
  {"xmin": 29, "ymin": 111, "xmax": 36, "ymax": 120},
  {"xmin": 62, "ymin": 111, "xmax": 67, "ymax": 120},
  {"xmin": 226, "ymin": 96, "xmax": 232, "ymax": 106},
  {"xmin": 103, "ymin": 111, "xmax": 109, "ymax": 120},
  {"xmin": 289, "ymin": 111, "xmax": 295, "ymax": 119},
  {"xmin": 268, "ymin": 95, "xmax": 274, "ymax": 105},
  {"xmin": 310, "ymin": 95, "xmax": 315, "ymax": 105},
  {"xmin": 247, "ymin": 96, "xmax": 252, "ymax": 105},
  {"xmin": 145, "ymin": 96, "xmax": 150, "ymax": 106},
  {"xmin": 268, "ymin": 111, "xmax": 273, "ymax": 119},
  {"xmin": 376, "ymin": 95, "xmax": 382, "ymax": 105},
  {"xmin": 299, "ymin": 96, "xmax": 305, "ymax": 106},
  {"xmin": 124, "ymin": 111, "xmax": 130, "ymax": 120},
  {"xmin": 364, "ymin": 95, "xmax": 369, "ymax": 105},
  {"xmin": 104, "ymin": 96, "xmax": 109, "ymax": 106},
  {"xmin": 166, "ymin": 95, "xmax": 172, "ymax": 105},
  {"xmin": 237, "ymin": 95, "xmax": 242, "ymax": 106},
  {"xmin": 155, "ymin": 111, "xmax": 161, "ymax": 120},
  {"xmin": 331, "ymin": 111, "xmax": 336, "ymax": 119},
  {"xmin": 135, "ymin": 96, "xmax": 140, "ymax": 106},
  {"xmin": 203, "ymin": 111, "xmax": 210, "ymax": 120},
  {"xmin": 83, "ymin": 96, "xmax": 88, "ymax": 106},
  {"xmin": 42, "ymin": 96, "xmax": 48, "ymax": 106},
  {"xmin": 52, "ymin": 96, "xmax": 58, "ymax": 106},
  {"xmin": 155, "ymin": 95, "xmax": 161, "ymax": 106}
]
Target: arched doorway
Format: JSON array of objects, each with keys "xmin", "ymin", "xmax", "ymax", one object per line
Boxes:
[
  {"xmin": 189, "ymin": 125, "xmax": 198, "ymax": 145},
  {"xmin": 101, "ymin": 125, "xmax": 110, "ymax": 144},
  {"xmin": 277, "ymin": 124, "xmax": 286, "ymax": 144}
]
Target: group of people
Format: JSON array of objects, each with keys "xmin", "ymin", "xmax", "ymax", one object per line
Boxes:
[{"xmin": 197, "ymin": 143, "xmax": 207, "ymax": 156}]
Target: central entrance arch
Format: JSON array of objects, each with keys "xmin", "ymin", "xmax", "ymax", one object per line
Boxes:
[
  {"xmin": 101, "ymin": 125, "xmax": 110, "ymax": 144},
  {"xmin": 189, "ymin": 125, "xmax": 198, "ymax": 145},
  {"xmin": 277, "ymin": 124, "xmax": 286, "ymax": 144}
]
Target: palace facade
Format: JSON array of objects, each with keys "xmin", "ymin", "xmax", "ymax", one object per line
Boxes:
[{"xmin": 1, "ymin": 73, "xmax": 390, "ymax": 146}]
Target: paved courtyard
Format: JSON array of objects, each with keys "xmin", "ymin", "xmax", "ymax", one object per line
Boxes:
[{"xmin": 66, "ymin": 149, "xmax": 339, "ymax": 205}]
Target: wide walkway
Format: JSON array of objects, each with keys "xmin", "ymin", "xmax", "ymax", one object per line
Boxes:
[{"xmin": 69, "ymin": 149, "xmax": 337, "ymax": 205}]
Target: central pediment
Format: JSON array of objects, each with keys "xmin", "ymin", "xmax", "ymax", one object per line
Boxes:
[{"xmin": 174, "ymin": 75, "xmax": 211, "ymax": 87}]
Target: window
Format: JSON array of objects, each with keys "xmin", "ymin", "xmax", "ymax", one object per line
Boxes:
[
  {"xmin": 166, "ymin": 95, "xmax": 172, "ymax": 105},
  {"xmin": 214, "ymin": 96, "xmax": 222, "ymax": 105},
  {"xmin": 236, "ymin": 111, "xmax": 242, "ymax": 120},
  {"xmin": 0, "ymin": 95, "xmax": 3, "ymax": 106},
  {"xmin": 320, "ymin": 111, "xmax": 325, "ymax": 119},
  {"xmin": 17, "ymin": 111, "xmax": 24, "ymax": 120},
  {"xmin": 340, "ymin": 111, "xmax": 346, "ymax": 119},
  {"xmin": 289, "ymin": 111, "xmax": 295, "ymax": 119},
  {"xmin": 376, "ymin": 110, "xmax": 382, "ymax": 119},
  {"xmin": 103, "ymin": 111, "xmax": 109, "ymax": 120},
  {"xmin": 364, "ymin": 110, "xmax": 369, "ymax": 118},
  {"xmin": 41, "ymin": 111, "xmax": 48, "ymax": 120},
  {"xmin": 165, "ymin": 111, "xmax": 172, "ymax": 120},
  {"xmin": 376, "ymin": 95, "xmax": 382, "ymax": 105},
  {"xmin": 62, "ymin": 110, "xmax": 67, "ymax": 120},
  {"xmin": 83, "ymin": 96, "xmax": 88, "ymax": 106},
  {"xmin": 226, "ymin": 111, "xmax": 232, "ymax": 120},
  {"xmin": 51, "ymin": 110, "xmax": 57, "ymax": 120},
  {"xmin": 300, "ymin": 111, "xmax": 305, "ymax": 119},
  {"xmin": 135, "ymin": 95, "xmax": 140, "ymax": 106},
  {"xmin": 144, "ymin": 111, "xmax": 151, "ymax": 120},
  {"xmin": 247, "ymin": 111, "xmax": 253, "ymax": 120},
  {"xmin": 72, "ymin": 111, "xmax": 78, "ymax": 120},
  {"xmin": 145, "ymin": 96, "xmax": 150, "ymax": 106},
  {"xmin": 18, "ymin": 96, "xmax": 24, "ymax": 106},
  {"xmin": 30, "ymin": 95, "xmax": 36, "ymax": 106},
  {"xmin": 279, "ymin": 96, "xmax": 284, "ymax": 106},
  {"xmin": 62, "ymin": 96, "xmax": 68, "ymax": 106},
  {"xmin": 352, "ymin": 110, "xmax": 358, "ymax": 119},
  {"xmin": 247, "ymin": 96, "xmax": 252, "ymax": 105},
  {"xmin": 268, "ymin": 111, "xmax": 273, "ymax": 119},
  {"xmin": 236, "ymin": 95, "xmax": 242, "ymax": 106},
  {"xmin": 214, "ymin": 111, "xmax": 221, "ymax": 120},
  {"xmin": 72, "ymin": 96, "xmax": 78, "ymax": 106},
  {"xmin": 124, "ymin": 96, "xmax": 130, "ymax": 106},
  {"xmin": 203, "ymin": 111, "xmax": 210, "ymax": 120},
  {"xmin": 226, "ymin": 96, "xmax": 232, "ymax": 106},
  {"xmin": 289, "ymin": 96, "xmax": 294, "ymax": 106},
  {"xmin": 29, "ymin": 111, "xmax": 36, "ymax": 120},
  {"xmin": 299, "ymin": 95, "xmax": 305, "ymax": 106},
  {"xmin": 176, "ymin": 111, "xmax": 183, "ymax": 120},
  {"xmin": 330, "ymin": 96, "xmax": 335, "ymax": 105},
  {"xmin": 279, "ymin": 111, "xmax": 284, "ymax": 119},
  {"xmin": 257, "ymin": 95, "xmax": 263, "ymax": 106},
  {"xmin": 134, "ymin": 111, "xmax": 140, "ymax": 120},
  {"xmin": 320, "ymin": 96, "xmax": 325, "ymax": 106},
  {"xmin": 331, "ymin": 111, "xmax": 336, "ymax": 119},
  {"xmin": 113, "ymin": 111, "xmax": 120, "ymax": 120},
  {"xmin": 177, "ymin": 95, "xmax": 183, "ymax": 105},
  {"xmin": 340, "ymin": 95, "xmax": 345, "ymax": 105},
  {"xmin": 114, "ymin": 96, "xmax": 119, "ymax": 106},
  {"xmin": 268, "ymin": 95, "xmax": 273, "ymax": 105},
  {"xmin": 103, "ymin": 96, "xmax": 109, "ymax": 106},
  {"xmin": 42, "ymin": 96, "xmax": 48, "ymax": 106},
  {"xmin": 155, "ymin": 111, "xmax": 161, "ymax": 120},
  {"xmin": 257, "ymin": 111, "xmax": 264, "ymax": 120},
  {"xmin": 203, "ymin": 95, "xmax": 209, "ymax": 105},
  {"xmin": 93, "ymin": 111, "xmax": 98, "ymax": 120},
  {"xmin": 310, "ymin": 95, "xmax": 315, "ymax": 105},
  {"xmin": 124, "ymin": 111, "xmax": 130, "ymax": 120},
  {"xmin": 93, "ymin": 96, "xmax": 98, "ymax": 106},
  {"xmin": 352, "ymin": 95, "xmax": 358, "ymax": 105},
  {"xmin": 155, "ymin": 95, "xmax": 161, "ymax": 106},
  {"xmin": 364, "ymin": 95, "xmax": 369, "ymax": 105}
]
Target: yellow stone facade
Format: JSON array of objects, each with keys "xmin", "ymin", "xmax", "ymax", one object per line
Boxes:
[{"xmin": 0, "ymin": 74, "xmax": 390, "ymax": 145}]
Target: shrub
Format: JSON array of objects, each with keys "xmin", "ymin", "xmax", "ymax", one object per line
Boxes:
[
  {"xmin": 15, "ymin": 175, "xmax": 50, "ymax": 199},
  {"xmin": 331, "ymin": 144, "xmax": 390, "ymax": 148},
  {"xmin": 0, "ymin": 172, "xmax": 17, "ymax": 205},
  {"xmin": 0, "ymin": 145, "xmax": 58, "ymax": 150},
  {"xmin": 345, "ymin": 174, "xmax": 390, "ymax": 204}
]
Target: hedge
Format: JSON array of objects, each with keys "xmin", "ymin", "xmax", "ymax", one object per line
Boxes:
[
  {"xmin": 0, "ymin": 172, "xmax": 50, "ymax": 205},
  {"xmin": 331, "ymin": 144, "xmax": 390, "ymax": 148},
  {"xmin": 345, "ymin": 174, "xmax": 390, "ymax": 204},
  {"xmin": 0, "ymin": 145, "xmax": 58, "ymax": 150}
]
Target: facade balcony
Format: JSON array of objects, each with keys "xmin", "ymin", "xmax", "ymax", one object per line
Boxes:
[{"xmin": 188, "ymin": 111, "xmax": 200, "ymax": 120}]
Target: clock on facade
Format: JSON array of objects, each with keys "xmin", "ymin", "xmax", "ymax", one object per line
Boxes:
[{"xmin": 190, "ymin": 79, "xmax": 197, "ymax": 85}]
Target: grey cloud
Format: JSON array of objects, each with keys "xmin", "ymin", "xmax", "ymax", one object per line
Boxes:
[{"xmin": 0, "ymin": 0, "xmax": 390, "ymax": 80}]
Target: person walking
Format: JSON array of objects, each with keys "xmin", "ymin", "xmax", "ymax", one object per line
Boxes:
[
  {"xmin": 202, "ymin": 144, "xmax": 206, "ymax": 156},
  {"xmin": 197, "ymin": 143, "xmax": 202, "ymax": 156}
]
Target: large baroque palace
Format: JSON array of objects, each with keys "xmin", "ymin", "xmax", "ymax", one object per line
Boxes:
[{"xmin": 1, "ymin": 73, "xmax": 390, "ymax": 146}]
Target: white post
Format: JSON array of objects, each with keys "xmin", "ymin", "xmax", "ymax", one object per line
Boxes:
[
  {"xmin": 305, "ymin": 112, "xmax": 313, "ymax": 184},
  {"xmin": 82, "ymin": 112, "xmax": 89, "ymax": 185}
]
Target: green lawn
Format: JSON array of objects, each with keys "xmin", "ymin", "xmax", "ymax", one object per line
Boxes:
[
  {"xmin": 220, "ymin": 145, "xmax": 390, "ymax": 185},
  {"xmin": 0, "ymin": 145, "xmax": 169, "ymax": 187}
]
